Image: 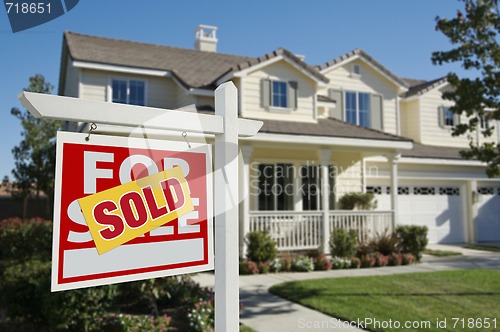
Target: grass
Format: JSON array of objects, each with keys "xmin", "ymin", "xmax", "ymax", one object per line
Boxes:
[
  {"xmin": 423, "ymin": 249, "xmax": 462, "ymax": 257},
  {"xmin": 270, "ymin": 270, "xmax": 500, "ymax": 332},
  {"xmin": 240, "ymin": 325, "xmax": 256, "ymax": 332},
  {"xmin": 463, "ymin": 244, "xmax": 500, "ymax": 253}
]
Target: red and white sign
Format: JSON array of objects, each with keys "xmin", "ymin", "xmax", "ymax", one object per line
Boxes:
[{"xmin": 51, "ymin": 132, "xmax": 213, "ymax": 291}]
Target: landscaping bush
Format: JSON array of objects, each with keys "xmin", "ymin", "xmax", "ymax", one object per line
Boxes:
[
  {"xmin": 291, "ymin": 255, "xmax": 314, "ymax": 272},
  {"xmin": 246, "ymin": 231, "xmax": 277, "ymax": 263},
  {"xmin": 269, "ymin": 258, "xmax": 283, "ymax": 273},
  {"xmin": 313, "ymin": 253, "xmax": 332, "ymax": 271},
  {"xmin": 258, "ymin": 261, "xmax": 271, "ymax": 274},
  {"xmin": 187, "ymin": 290, "xmax": 214, "ymax": 332},
  {"xmin": 371, "ymin": 231, "xmax": 400, "ymax": 256},
  {"xmin": 239, "ymin": 259, "xmax": 259, "ymax": 275},
  {"xmin": 279, "ymin": 252, "xmax": 293, "ymax": 272},
  {"xmin": 0, "ymin": 218, "xmax": 52, "ymax": 263},
  {"xmin": 373, "ymin": 253, "xmax": 389, "ymax": 267},
  {"xmin": 360, "ymin": 255, "xmax": 376, "ymax": 268},
  {"xmin": 350, "ymin": 256, "xmax": 361, "ymax": 269},
  {"xmin": 338, "ymin": 193, "xmax": 377, "ymax": 210},
  {"xmin": 331, "ymin": 256, "xmax": 352, "ymax": 269},
  {"xmin": 330, "ymin": 228, "xmax": 358, "ymax": 257},
  {"xmin": 0, "ymin": 259, "xmax": 117, "ymax": 331},
  {"xmin": 396, "ymin": 225, "xmax": 428, "ymax": 261},
  {"xmin": 356, "ymin": 241, "xmax": 375, "ymax": 257},
  {"xmin": 388, "ymin": 252, "xmax": 403, "ymax": 266},
  {"xmin": 402, "ymin": 253, "xmax": 416, "ymax": 265}
]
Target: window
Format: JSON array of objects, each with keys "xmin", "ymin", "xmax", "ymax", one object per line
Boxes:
[
  {"xmin": 301, "ymin": 165, "xmax": 320, "ymax": 211},
  {"xmin": 352, "ymin": 64, "xmax": 361, "ymax": 76},
  {"xmin": 111, "ymin": 79, "xmax": 145, "ymax": 106},
  {"xmin": 438, "ymin": 106, "xmax": 460, "ymax": 128},
  {"xmin": 480, "ymin": 115, "xmax": 490, "ymax": 130},
  {"xmin": 272, "ymin": 81, "xmax": 288, "ymax": 108},
  {"xmin": 345, "ymin": 91, "xmax": 371, "ymax": 128},
  {"xmin": 444, "ymin": 107, "xmax": 455, "ymax": 127},
  {"xmin": 257, "ymin": 163, "xmax": 294, "ymax": 211},
  {"xmin": 256, "ymin": 163, "xmax": 336, "ymax": 211},
  {"xmin": 260, "ymin": 79, "xmax": 298, "ymax": 110}
]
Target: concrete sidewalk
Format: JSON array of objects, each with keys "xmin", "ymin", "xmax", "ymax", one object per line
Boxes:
[{"xmin": 192, "ymin": 245, "xmax": 500, "ymax": 332}]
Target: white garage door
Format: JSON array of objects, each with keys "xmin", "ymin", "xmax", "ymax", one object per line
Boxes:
[
  {"xmin": 367, "ymin": 183, "xmax": 466, "ymax": 244},
  {"xmin": 476, "ymin": 186, "xmax": 500, "ymax": 242}
]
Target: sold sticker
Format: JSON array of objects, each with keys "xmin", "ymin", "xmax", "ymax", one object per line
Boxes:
[{"xmin": 78, "ymin": 167, "xmax": 194, "ymax": 255}]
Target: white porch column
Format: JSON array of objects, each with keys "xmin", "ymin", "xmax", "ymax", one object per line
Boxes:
[
  {"xmin": 389, "ymin": 153, "xmax": 401, "ymax": 229},
  {"xmin": 239, "ymin": 145, "xmax": 253, "ymax": 257},
  {"xmin": 320, "ymin": 149, "xmax": 332, "ymax": 254}
]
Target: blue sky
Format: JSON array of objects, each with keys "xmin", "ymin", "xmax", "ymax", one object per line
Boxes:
[{"xmin": 0, "ymin": 0, "xmax": 465, "ymax": 179}]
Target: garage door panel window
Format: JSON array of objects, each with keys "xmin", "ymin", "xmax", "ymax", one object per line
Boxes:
[
  {"xmin": 439, "ymin": 187, "xmax": 460, "ymax": 196},
  {"xmin": 478, "ymin": 187, "xmax": 494, "ymax": 195},
  {"xmin": 413, "ymin": 187, "xmax": 435, "ymax": 195}
]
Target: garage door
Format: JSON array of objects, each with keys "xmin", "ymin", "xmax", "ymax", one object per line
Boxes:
[
  {"xmin": 476, "ymin": 186, "xmax": 500, "ymax": 242},
  {"xmin": 367, "ymin": 183, "xmax": 466, "ymax": 244}
]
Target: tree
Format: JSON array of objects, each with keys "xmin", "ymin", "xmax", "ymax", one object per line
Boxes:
[
  {"xmin": 10, "ymin": 74, "xmax": 62, "ymax": 218},
  {"xmin": 432, "ymin": 0, "xmax": 500, "ymax": 177}
]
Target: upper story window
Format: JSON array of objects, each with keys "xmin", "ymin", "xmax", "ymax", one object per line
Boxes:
[
  {"xmin": 328, "ymin": 89, "xmax": 383, "ymax": 131},
  {"xmin": 111, "ymin": 79, "xmax": 145, "ymax": 106},
  {"xmin": 480, "ymin": 115, "xmax": 491, "ymax": 130},
  {"xmin": 345, "ymin": 91, "xmax": 371, "ymax": 128},
  {"xmin": 261, "ymin": 79, "xmax": 298, "ymax": 111},
  {"xmin": 438, "ymin": 106, "xmax": 460, "ymax": 128},
  {"xmin": 272, "ymin": 81, "xmax": 288, "ymax": 108}
]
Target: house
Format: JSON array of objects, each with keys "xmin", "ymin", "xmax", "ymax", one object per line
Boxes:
[{"xmin": 58, "ymin": 26, "xmax": 500, "ymax": 255}]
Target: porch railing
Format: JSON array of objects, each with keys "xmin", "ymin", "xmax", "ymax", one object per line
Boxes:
[
  {"xmin": 249, "ymin": 210, "xmax": 393, "ymax": 251},
  {"xmin": 249, "ymin": 211, "xmax": 323, "ymax": 251},
  {"xmin": 329, "ymin": 211, "xmax": 394, "ymax": 242}
]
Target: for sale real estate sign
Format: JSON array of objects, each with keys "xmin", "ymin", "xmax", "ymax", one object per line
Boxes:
[{"xmin": 52, "ymin": 132, "xmax": 213, "ymax": 291}]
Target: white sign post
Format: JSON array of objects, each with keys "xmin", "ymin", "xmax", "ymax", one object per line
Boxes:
[{"xmin": 19, "ymin": 82, "xmax": 262, "ymax": 332}]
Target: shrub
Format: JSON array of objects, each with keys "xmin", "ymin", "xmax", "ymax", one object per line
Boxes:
[
  {"xmin": 371, "ymin": 231, "xmax": 400, "ymax": 256},
  {"xmin": 330, "ymin": 228, "xmax": 358, "ymax": 257},
  {"xmin": 331, "ymin": 256, "xmax": 351, "ymax": 269},
  {"xmin": 396, "ymin": 225, "xmax": 428, "ymax": 261},
  {"xmin": 269, "ymin": 258, "xmax": 282, "ymax": 273},
  {"xmin": 388, "ymin": 253, "xmax": 403, "ymax": 266},
  {"xmin": 402, "ymin": 253, "xmax": 416, "ymax": 265},
  {"xmin": 356, "ymin": 241, "xmax": 375, "ymax": 257},
  {"xmin": 360, "ymin": 255, "xmax": 376, "ymax": 268},
  {"xmin": 246, "ymin": 231, "xmax": 277, "ymax": 263},
  {"xmin": 350, "ymin": 256, "xmax": 361, "ymax": 269},
  {"xmin": 279, "ymin": 252, "xmax": 293, "ymax": 272},
  {"xmin": 338, "ymin": 193, "xmax": 377, "ymax": 210},
  {"xmin": 373, "ymin": 253, "xmax": 389, "ymax": 267},
  {"xmin": 187, "ymin": 290, "xmax": 214, "ymax": 332},
  {"xmin": 239, "ymin": 259, "xmax": 259, "ymax": 275},
  {"xmin": 0, "ymin": 218, "xmax": 52, "ymax": 263},
  {"xmin": 0, "ymin": 259, "xmax": 117, "ymax": 331},
  {"xmin": 291, "ymin": 255, "xmax": 314, "ymax": 272},
  {"xmin": 258, "ymin": 261, "xmax": 271, "ymax": 274},
  {"xmin": 313, "ymin": 254, "xmax": 332, "ymax": 271}
]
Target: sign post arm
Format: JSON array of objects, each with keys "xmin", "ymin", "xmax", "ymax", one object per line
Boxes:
[{"xmin": 214, "ymin": 82, "xmax": 239, "ymax": 332}]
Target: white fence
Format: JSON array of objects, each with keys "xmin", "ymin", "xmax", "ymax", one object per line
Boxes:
[{"xmin": 249, "ymin": 210, "xmax": 393, "ymax": 251}]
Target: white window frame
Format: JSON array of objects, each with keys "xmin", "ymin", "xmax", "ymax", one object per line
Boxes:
[
  {"xmin": 107, "ymin": 76, "xmax": 148, "ymax": 106},
  {"xmin": 270, "ymin": 80, "xmax": 289, "ymax": 109},
  {"xmin": 443, "ymin": 106, "xmax": 456, "ymax": 128},
  {"xmin": 345, "ymin": 91, "xmax": 371, "ymax": 128}
]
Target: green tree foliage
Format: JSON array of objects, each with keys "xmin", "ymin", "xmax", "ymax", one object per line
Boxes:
[
  {"xmin": 432, "ymin": 0, "xmax": 500, "ymax": 177},
  {"xmin": 10, "ymin": 74, "xmax": 62, "ymax": 217}
]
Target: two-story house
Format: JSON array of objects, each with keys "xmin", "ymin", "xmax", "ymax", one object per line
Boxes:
[{"xmin": 58, "ymin": 26, "xmax": 500, "ymax": 255}]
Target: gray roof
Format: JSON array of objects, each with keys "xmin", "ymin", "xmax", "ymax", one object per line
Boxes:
[
  {"xmin": 317, "ymin": 49, "xmax": 409, "ymax": 88},
  {"xmin": 60, "ymin": 31, "xmax": 328, "ymax": 94},
  {"xmin": 402, "ymin": 77, "xmax": 447, "ymax": 98},
  {"xmin": 401, "ymin": 142, "xmax": 464, "ymax": 160},
  {"xmin": 256, "ymin": 117, "xmax": 412, "ymax": 142}
]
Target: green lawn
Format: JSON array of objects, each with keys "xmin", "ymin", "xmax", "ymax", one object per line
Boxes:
[
  {"xmin": 270, "ymin": 270, "xmax": 500, "ymax": 332},
  {"xmin": 463, "ymin": 244, "xmax": 500, "ymax": 253}
]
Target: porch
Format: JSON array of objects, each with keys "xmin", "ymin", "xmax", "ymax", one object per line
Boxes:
[{"xmin": 249, "ymin": 210, "xmax": 394, "ymax": 252}]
